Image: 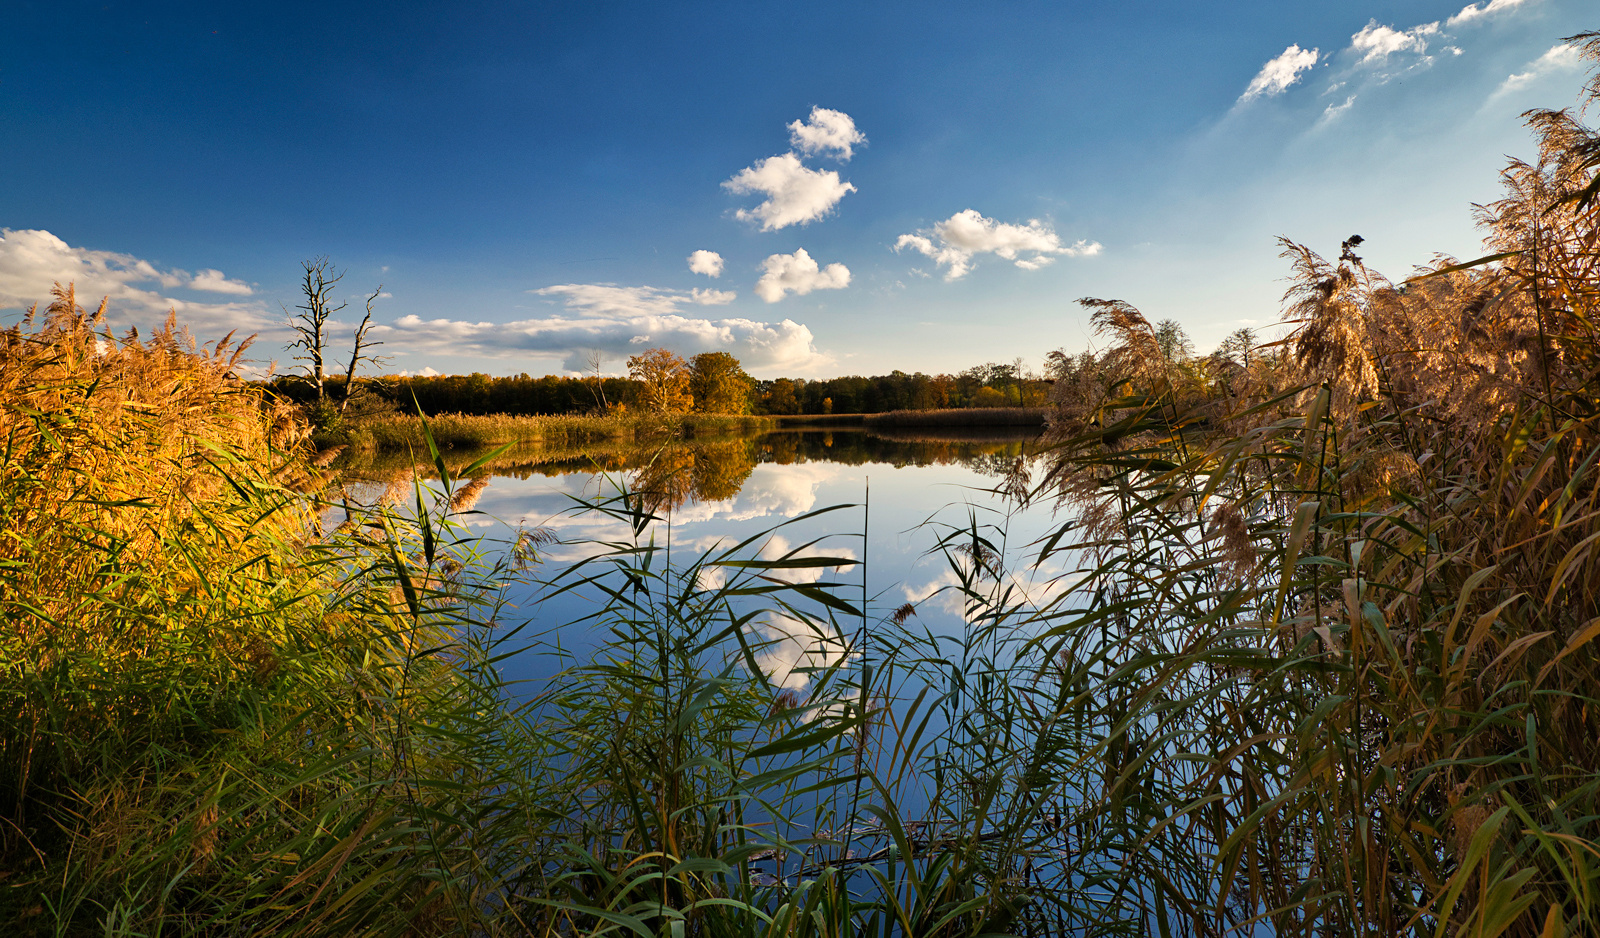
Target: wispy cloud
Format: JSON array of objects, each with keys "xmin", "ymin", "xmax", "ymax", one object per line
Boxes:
[
  {"xmin": 374, "ymin": 281, "xmax": 827, "ymax": 372},
  {"xmin": 895, "ymin": 210, "xmax": 1099, "ymax": 281},
  {"xmin": 1238, "ymin": 45, "xmax": 1320, "ymax": 103},
  {"xmin": 1495, "ymin": 43, "xmax": 1583, "ymax": 97},
  {"xmin": 688, "ymin": 249, "xmax": 724, "ymax": 277},
  {"xmin": 0, "ymin": 228, "xmax": 271, "ymax": 337},
  {"xmin": 1447, "ymin": 0, "xmax": 1533, "ymax": 28},
  {"xmin": 754, "ymin": 248, "xmax": 850, "ymax": 302},
  {"xmin": 723, "ymin": 153, "xmax": 856, "ymax": 230},
  {"xmin": 787, "ymin": 107, "xmax": 866, "ymax": 161},
  {"xmin": 1320, "ymin": 94, "xmax": 1358, "ymax": 122},
  {"xmin": 1349, "ymin": 20, "xmax": 1440, "ymax": 66}
]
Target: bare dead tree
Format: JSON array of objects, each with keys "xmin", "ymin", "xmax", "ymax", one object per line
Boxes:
[
  {"xmin": 338, "ymin": 285, "xmax": 388, "ymax": 414},
  {"xmin": 285, "ymin": 257, "xmax": 347, "ymax": 401},
  {"xmin": 584, "ymin": 349, "xmax": 610, "ymax": 412}
]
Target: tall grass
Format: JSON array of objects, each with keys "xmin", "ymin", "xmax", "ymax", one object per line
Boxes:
[
  {"xmin": 1022, "ymin": 36, "xmax": 1600, "ymax": 933},
  {"xmin": 0, "ymin": 288, "xmax": 532, "ymax": 934}
]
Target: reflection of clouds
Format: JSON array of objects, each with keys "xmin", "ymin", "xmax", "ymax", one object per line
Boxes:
[
  {"xmin": 485, "ymin": 462, "xmax": 843, "ymax": 538},
  {"xmin": 751, "ymin": 614, "xmax": 855, "ymax": 691},
  {"xmin": 694, "ymin": 566, "xmax": 728, "ymax": 593},
  {"xmin": 756, "ymin": 534, "xmax": 858, "ymax": 585},
  {"xmin": 719, "ymin": 463, "xmax": 841, "ymax": 522}
]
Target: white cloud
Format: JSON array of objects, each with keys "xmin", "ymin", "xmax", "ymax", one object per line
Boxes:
[
  {"xmin": 1349, "ymin": 20, "xmax": 1440, "ymax": 66},
  {"xmin": 376, "ymin": 281, "xmax": 828, "ymax": 372},
  {"xmin": 754, "ymin": 248, "xmax": 851, "ymax": 303},
  {"xmin": 0, "ymin": 228, "xmax": 273, "ymax": 338},
  {"xmin": 691, "ymin": 287, "xmax": 737, "ymax": 305},
  {"xmin": 688, "ymin": 249, "xmax": 724, "ymax": 278},
  {"xmin": 1239, "ymin": 45, "xmax": 1320, "ymax": 103},
  {"xmin": 894, "ymin": 209, "xmax": 1100, "ymax": 281},
  {"xmin": 1447, "ymin": 0, "xmax": 1532, "ymax": 28},
  {"xmin": 723, "ymin": 153, "xmax": 856, "ymax": 230},
  {"xmin": 189, "ymin": 268, "xmax": 254, "ymax": 295},
  {"xmin": 787, "ymin": 107, "xmax": 866, "ymax": 161},
  {"xmin": 1496, "ymin": 43, "xmax": 1583, "ymax": 96},
  {"xmin": 1321, "ymin": 94, "xmax": 1358, "ymax": 122}
]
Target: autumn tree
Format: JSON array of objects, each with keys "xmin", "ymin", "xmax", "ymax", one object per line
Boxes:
[
  {"xmin": 627, "ymin": 347, "xmax": 691, "ymax": 413},
  {"xmin": 763, "ymin": 378, "xmax": 800, "ymax": 415},
  {"xmin": 688, "ymin": 351, "xmax": 754, "ymax": 414}
]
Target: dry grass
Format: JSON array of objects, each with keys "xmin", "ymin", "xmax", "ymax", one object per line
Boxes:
[{"xmin": 864, "ymin": 407, "xmax": 1047, "ymax": 428}]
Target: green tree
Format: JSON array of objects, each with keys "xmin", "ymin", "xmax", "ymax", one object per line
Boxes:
[
  {"xmin": 1153, "ymin": 318, "xmax": 1195, "ymax": 362},
  {"xmin": 1215, "ymin": 326, "xmax": 1257, "ymax": 367},
  {"xmin": 687, "ymin": 351, "xmax": 754, "ymax": 414}
]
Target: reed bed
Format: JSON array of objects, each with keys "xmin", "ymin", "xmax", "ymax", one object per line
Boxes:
[
  {"xmin": 1020, "ymin": 39, "xmax": 1600, "ymax": 933},
  {"xmin": 773, "ymin": 412, "xmax": 867, "ymax": 426},
  {"xmin": 864, "ymin": 407, "xmax": 1048, "ymax": 429},
  {"xmin": 347, "ymin": 411, "xmax": 773, "ymax": 451}
]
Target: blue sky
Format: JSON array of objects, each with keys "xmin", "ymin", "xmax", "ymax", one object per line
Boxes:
[{"xmin": 1, "ymin": 0, "xmax": 1593, "ymax": 378}]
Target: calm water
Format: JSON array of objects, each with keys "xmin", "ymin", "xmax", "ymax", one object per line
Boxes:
[{"xmin": 362, "ymin": 428, "xmax": 1075, "ymax": 689}]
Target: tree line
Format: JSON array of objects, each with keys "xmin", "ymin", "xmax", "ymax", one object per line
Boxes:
[{"xmin": 266, "ymin": 348, "xmax": 1063, "ymax": 418}]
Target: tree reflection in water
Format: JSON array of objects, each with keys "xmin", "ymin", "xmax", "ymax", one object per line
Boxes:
[{"xmin": 339, "ymin": 428, "xmax": 1042, "ymax": 512}]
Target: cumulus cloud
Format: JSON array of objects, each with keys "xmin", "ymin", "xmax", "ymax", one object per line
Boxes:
[
  {"xmin": 1349, "ymin": 20, "xmax": 1440, "ymax": 66},
  {"xmin": 1238, "ymin": 45, "xmax": 1320, "ymax": 103},
  {"xmin": 0, "ymin": 228, "xmax": 272, "ymax": 337},
  {"xmin": 189, "ymin": 268, "xmax": 254, "ymax": 295},
  {"xmin": 1496, "ymin": 43, "xmax": 1583, "ymax": 96},
  {"xmin": 691, "ymin": 287, "xmax": 737, "ymax": 305},
  {"xmin": 787, "ymin": 106, "xmax": 866, "ymax": 161},
  {"xmin": 754, "ymin": 249, "xmax": 851, "ymax": 303},
  {"xmin": 894, "ymin": 209, "xmax": 1100, "ymax": 281},
  {"xmin": 688, "ymin": 249, "xmax": 724, "ymax": 278},
  {"xmin": 723, "ymin": 153, "xmax": 856, "ymax": 230},
  {"xmin": 374, "ymin": 281, "xmax": 828, "ymax": 372},
  {"xmin": 1447, "ymin": 0, "xmax": 1531, "ymax": 27}
]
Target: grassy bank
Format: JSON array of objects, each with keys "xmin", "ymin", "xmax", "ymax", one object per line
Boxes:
[
  {"xmin": 343, "ymin": 410, "xmax": 775, "ymax": 450},
  {"xmin": 862, "ymin": 406, "xmax": 1047, "ymax": 428}
]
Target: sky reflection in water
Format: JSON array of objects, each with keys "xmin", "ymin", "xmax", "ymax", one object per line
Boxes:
[{"xmin": 444, "ymin": 429, "xmax": 1075, "ymax": 691}]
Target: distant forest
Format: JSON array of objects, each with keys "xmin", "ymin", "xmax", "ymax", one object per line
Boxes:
[{"xmin": 262, "ymin": 359, "xmax": 1056, "ymax": 417}]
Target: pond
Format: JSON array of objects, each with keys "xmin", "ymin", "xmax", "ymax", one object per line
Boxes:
[
  {"xmin": 333, "ymin": 426, "xmax": 1203, "ymax": 931},
  {"xmin": 352, "ymin": 426, "xmax": 1073, "ymax": 689}
]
